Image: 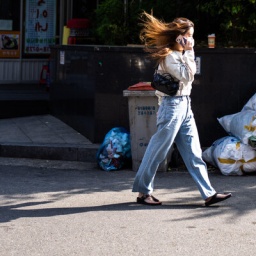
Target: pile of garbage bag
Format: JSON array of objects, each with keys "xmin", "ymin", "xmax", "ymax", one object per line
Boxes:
[
  {"xmin": 202, "ymin": 93, "xmax": 256, "ymax": 176},
  {"xmin": 96, "ymin": 127, "xmax": 131, "ymax": 171}
]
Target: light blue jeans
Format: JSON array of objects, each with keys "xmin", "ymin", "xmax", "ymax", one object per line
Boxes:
[{"xmin": 132, "ymin": 96, "xmax": 216, "ymax": 200}]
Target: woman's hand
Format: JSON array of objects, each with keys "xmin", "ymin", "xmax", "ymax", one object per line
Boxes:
[{"xmin": 183, "ymin": 38, "xmax": 194, "ymax": 51}]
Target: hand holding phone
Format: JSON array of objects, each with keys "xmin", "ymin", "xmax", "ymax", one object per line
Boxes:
[
  {"xmin": 176, "ymin": 35, "xmax": 187, "ymax": 47},
  {"xmin": 176, "ymin": 35, "xmax": 194, "ymax": 49}
]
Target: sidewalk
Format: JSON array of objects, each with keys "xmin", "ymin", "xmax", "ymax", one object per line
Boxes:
[
  {"xmin": 0, "ymin": 115, "xmax": 99, "ymax": 162},
  {"xmin": 0, "ymin": 159, "xmax": 253, "ymax": 256}
]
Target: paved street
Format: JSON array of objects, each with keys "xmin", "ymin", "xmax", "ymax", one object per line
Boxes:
[{"xmin": 0, "ymin": 157, "xmax": 255, "ymax": 256}]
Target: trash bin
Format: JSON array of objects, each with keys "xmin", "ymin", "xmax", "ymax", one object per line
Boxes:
[{"xmin": 123, "ymin": 82, "xmax": 173, "ymax": 171}]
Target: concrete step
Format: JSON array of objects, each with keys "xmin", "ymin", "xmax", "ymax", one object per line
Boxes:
[
  {"xmin": 0, "ymin": 84, "xmax": 49, "ymax": 118},
  {"xmin": 0, "ymin": 143, "xmax": 100, "ymax": 162},
  {"xmin": 0, "ymin": 114, "xmax": 100, "ymax": 163}
]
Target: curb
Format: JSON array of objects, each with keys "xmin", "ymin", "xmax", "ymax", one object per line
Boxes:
[{"xmin": 0, "ymin": 143, "xmax": 100, "ymax": 162}]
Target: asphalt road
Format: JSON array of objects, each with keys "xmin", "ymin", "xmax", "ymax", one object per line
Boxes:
[{"xmin": 0, "ymin": 157, "xmax": 255, "ymax": 256}]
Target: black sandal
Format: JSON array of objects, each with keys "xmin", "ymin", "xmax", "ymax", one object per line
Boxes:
[
  {"xmin": 137, "ymin": 194, "xmax": 162, "ymax": 206},
  {"xmin": 205, "ymin": 193, "xmax": 232, "ymax": 206}
]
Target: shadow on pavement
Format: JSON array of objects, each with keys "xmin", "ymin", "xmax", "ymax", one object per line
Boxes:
[
  {"xmin": 0, "ymin": 163, "xmax": 255, "ymax": 223},
  {"xmin": 0, "ymin": 200, "xmax": 219, "ymax": 223}
]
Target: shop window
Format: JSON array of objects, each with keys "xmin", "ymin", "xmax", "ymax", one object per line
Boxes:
[{"xmin": 0, "ymin": 1, "xmax": 20, "ymax": 31}]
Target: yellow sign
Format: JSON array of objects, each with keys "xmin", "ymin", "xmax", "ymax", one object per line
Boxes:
[{"xmin": 0, "ymin": 31, "xmax": 20, "ymax": 58}]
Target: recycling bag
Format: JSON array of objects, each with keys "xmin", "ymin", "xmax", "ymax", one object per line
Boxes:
[{"xmin": 96, "ymin": 127, "xmax": 131, "ymax": 171}]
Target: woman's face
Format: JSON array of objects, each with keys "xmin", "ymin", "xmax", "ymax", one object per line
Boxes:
[
  {"xmin": 184, "ymin": 27, "xmax": 194, "ymax": 39},
  {"xmin": 174, "ymin": 26, "xmax": 194, "ymax": 51}
]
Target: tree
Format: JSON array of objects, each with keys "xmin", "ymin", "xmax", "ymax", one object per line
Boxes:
[
  {"xmin": 197, "ymin": 0, "xmax": 256, "ymax": 47},
  {"xmin": 94, "ymin": 0, "xmax": 128, "ymax": 45},
  {"xmin": 93, "ymin": 0, "xmax": 256, "ymax": 47}
]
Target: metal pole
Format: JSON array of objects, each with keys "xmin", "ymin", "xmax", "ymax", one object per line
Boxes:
[
  {"xmin": 59, "ymin": 0, "xmax": 65, "ymax": 45},
  {"xmin": 19, "ymin": 0, "xmax": 23, "ymax": 83},
  {"xmin": 67, "ymin": 0, "xmax": 72, "ymax": 20}
]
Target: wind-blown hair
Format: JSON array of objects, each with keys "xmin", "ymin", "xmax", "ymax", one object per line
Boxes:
[{"xmin": 139, "ymin": 12, "xmax": 194, "ymax": 64}]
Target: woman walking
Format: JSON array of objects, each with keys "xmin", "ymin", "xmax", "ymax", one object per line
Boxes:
[{"xmin": 132, "ymin": 12, "xmax": 232, "ymax": 206}]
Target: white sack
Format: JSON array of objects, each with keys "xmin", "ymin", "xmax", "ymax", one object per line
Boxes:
[
  {"xmin": 218, "ymin": 110, "xmax": 256, "ymax": 145},
  {"xmin": 229, "ymin": 110, "xmax": 256, "ymax": 145},
  {"xmin": 202, "ymin": 137, "xmax": 227, "ymax": 166},
  {"xmin": 217, "ymin": 113, "xmax": 237, "ymax": 133},
  {"xmin": 203, "ymin": 136, "xmax": 256, "ymax": 176},
  {"xmin": 242, "ymin": 93, "xmax": 256, "ymax": 111}
]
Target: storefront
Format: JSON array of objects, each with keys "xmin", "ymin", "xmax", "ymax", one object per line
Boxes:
[{"xmin": 0, "ymin": 0, "xmax": 98, "ymax": 84}]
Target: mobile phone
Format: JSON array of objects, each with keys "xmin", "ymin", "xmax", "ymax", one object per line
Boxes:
[{"xmin": 176, "ymin": 35, "xmax": 187, "ymax": 47}]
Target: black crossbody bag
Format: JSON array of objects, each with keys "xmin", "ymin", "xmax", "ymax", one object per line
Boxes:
[{"xmin": 151, "ymin": 70, "xmax": 180, "ymax": 96}]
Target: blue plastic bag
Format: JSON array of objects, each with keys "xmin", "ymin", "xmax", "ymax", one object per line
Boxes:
[{"xmin": 96, "ymin": 127, "xmax": 131, "ymax": 171}]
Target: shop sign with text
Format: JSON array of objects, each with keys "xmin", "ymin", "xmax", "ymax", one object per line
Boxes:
[{"xmin": 25, "ymin": 0, "xmax": 56, "ymax": 54}]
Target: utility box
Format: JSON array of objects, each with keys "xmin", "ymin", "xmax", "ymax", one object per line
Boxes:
[{"xmin": 123, "ymin": 82, "xmax": 172, "ymax": 171}]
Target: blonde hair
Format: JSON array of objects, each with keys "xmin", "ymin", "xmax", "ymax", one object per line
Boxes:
[{"xmin": 139, "ymin": 12, "xmax": 194, "ymax": 65}]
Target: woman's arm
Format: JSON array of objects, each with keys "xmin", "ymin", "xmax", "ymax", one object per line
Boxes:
[{"xmin": 163, "ymin": 50, "xmax": 196, "ymax": 83}]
